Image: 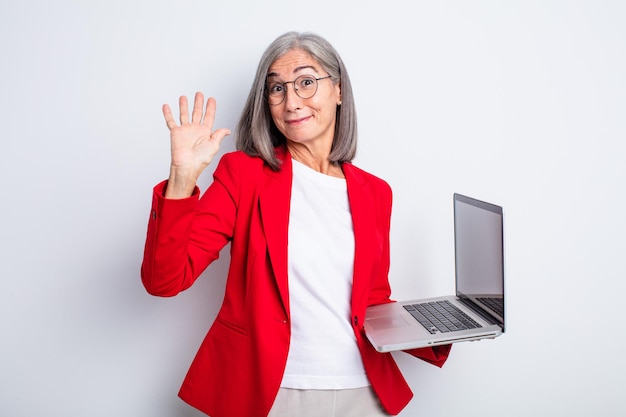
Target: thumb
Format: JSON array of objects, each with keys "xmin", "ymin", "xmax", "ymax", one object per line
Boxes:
[{"xmin": 211, "ymin": 128, "xmax": 232, "ymax": 145}]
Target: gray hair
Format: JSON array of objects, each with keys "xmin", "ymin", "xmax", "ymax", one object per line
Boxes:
[{"xmin": 235, "ymin": 31, "xmax": 358, "ymax": 171}]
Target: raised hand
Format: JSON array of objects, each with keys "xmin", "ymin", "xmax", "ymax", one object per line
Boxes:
[{"xmin": 162, "ymin": 92, "xmax": 231, "ymax": 198}]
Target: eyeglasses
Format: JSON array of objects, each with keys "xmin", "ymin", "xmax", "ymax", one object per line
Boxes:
[{"xmin": 266, "ymin": 75, "xmax": 332, "ymax": 105}]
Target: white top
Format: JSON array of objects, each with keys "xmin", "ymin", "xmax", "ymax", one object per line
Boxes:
[{"xmin": 281, "ymin": 159, "xmax": 369, "ymax": 389}]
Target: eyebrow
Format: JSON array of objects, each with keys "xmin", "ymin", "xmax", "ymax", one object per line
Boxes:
[{"xmin": 267, "ymin": 65, "xmax": 319, "ymax": 79}]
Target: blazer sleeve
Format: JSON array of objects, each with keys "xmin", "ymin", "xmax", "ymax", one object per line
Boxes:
[
  {"xmin": 140, "ymin": 156, "xmax": 239, "ymax": 297},
  {"xmin": 404, "ymin": 344, "xmax": 452, "ymax": 367}
]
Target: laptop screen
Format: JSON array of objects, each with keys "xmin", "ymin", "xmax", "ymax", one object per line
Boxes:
[{"xmin": 453, "ymin": 193, "xmax": 505, "ymax": 330}]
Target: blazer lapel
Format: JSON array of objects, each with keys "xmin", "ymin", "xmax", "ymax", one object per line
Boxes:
[
  {"xmin": 259, "ymin": 150, "xmax": 292, "ymax": 318},
  {"xmin": 258, "ymin": 155, "xmax": 381, "ymax": 319},
  {"xmin": 344, "ymin": 164, "xmax": 378, "ymax": 314}
]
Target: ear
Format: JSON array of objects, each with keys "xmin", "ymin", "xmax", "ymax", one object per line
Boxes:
[{"xmin": 335, "ymin": 82, "xmax": 342, "ymax": 105}]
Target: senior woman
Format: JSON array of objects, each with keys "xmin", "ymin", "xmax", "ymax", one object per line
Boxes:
[{"xmin": 141, "ymin": 31, "xmax": 451, "ymax": 417}]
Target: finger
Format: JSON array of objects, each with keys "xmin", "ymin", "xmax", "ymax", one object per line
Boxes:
[
  {"xmin": 179, "ymin": 95, "xmax": 189, "ymax": 125},
  {"xmin": 162, "ymin": 104, "xmax": 177, "ymax": 130},
  {"xmin": 211, "ymin": 128, "xmax": 232, "ymax": 145},
  {"xmin": 202, "ymin": 97, "xmax": 217, "ymax": 129},
  {"xmin": 191, "ymin": 91, "xmax": 204, "ymax": 124}
]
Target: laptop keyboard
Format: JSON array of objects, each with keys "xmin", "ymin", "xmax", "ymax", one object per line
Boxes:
[
  {"xmin": 477, "ymin": 297, "xmax": 504, "ymax": 317},
  {"xmin": 403, "ymin": 300, "xmax": 482, "ymax": 334}
]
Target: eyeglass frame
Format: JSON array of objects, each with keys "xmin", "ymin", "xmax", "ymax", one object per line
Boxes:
[{"xmin": 265, "ymin": 74, "xmax": 332, "ymax": 105}]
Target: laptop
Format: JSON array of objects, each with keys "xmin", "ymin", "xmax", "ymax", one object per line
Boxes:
[{"xmin": 364, "ymin": 193, "xmax": 505, "ymax": 352}]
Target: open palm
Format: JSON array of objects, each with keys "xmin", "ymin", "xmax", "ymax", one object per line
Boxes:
[{"xmin": 162, "ymin": 92, "xmax": 231, "ymax": 198}]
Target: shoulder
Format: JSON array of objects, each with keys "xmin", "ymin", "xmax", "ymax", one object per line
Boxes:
[
  {"xmin": 342, "ymin": 162, "xmax": 392, "ymax": 196},
  {"xmin": 217, "ymin": 150, "xmax": 264, "ymax": 169},
  {"xmin": 213, "ymin": 149, "xmax": 290, "ymax": 195},
  {"xmin": 213, "ymin": 150, "xmax": 268, "ymax": 182},
  {"xmin": 217, "ymin": 147, "xmax": 288, "ymax": 173}
]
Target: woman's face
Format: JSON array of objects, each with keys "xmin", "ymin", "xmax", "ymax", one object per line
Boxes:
[{"xmin": 267, "ymin": 49, "xmax": 341, "ymax": 154}]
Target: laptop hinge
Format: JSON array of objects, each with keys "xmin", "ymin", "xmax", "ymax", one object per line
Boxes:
[{"xmin": 458, "ymin": 297, "xmax": 500, "ymax": 327}]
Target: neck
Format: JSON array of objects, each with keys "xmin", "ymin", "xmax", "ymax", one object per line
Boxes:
[{"xmin": 287, "ymin": 142, "xmax": 344, "ymax": 178}]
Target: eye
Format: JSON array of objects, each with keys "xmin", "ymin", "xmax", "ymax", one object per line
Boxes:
[
  {"xmin": 268, "ymin": 82, "xmax": 285, "ymax": 95},
  {"xmin": 297, "ymin": 76, "xmax": 316, "ymax": 90}
]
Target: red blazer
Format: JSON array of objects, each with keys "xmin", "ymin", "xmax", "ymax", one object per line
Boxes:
[{"xmin": 141, "ymin": 147, "xmax": 450, "ymax": 417}]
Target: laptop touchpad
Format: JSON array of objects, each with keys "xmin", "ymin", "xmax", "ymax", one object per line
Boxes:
[{"xmin": 367, "ymin": 316, "xmax": 411, "ymax": 330}]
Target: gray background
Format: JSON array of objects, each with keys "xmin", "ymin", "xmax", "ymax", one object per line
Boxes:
[{"xmin": 1, "ymin": 1, "xmax": 624, "ymax": 416}]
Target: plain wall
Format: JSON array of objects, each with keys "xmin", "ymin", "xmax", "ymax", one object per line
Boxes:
[{"xmin": 1, "ymin": 1, "xmax": 624, "ymax": 416}]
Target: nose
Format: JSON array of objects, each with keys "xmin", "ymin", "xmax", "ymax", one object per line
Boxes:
[{"xmin": 283, "ymin": 82, "xmax": 302, "ymax": 110}]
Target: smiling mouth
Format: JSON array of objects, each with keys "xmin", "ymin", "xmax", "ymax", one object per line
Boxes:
[{"xmin": 286, "ymin": 116, "xmax": 311, "ymax": 125}]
